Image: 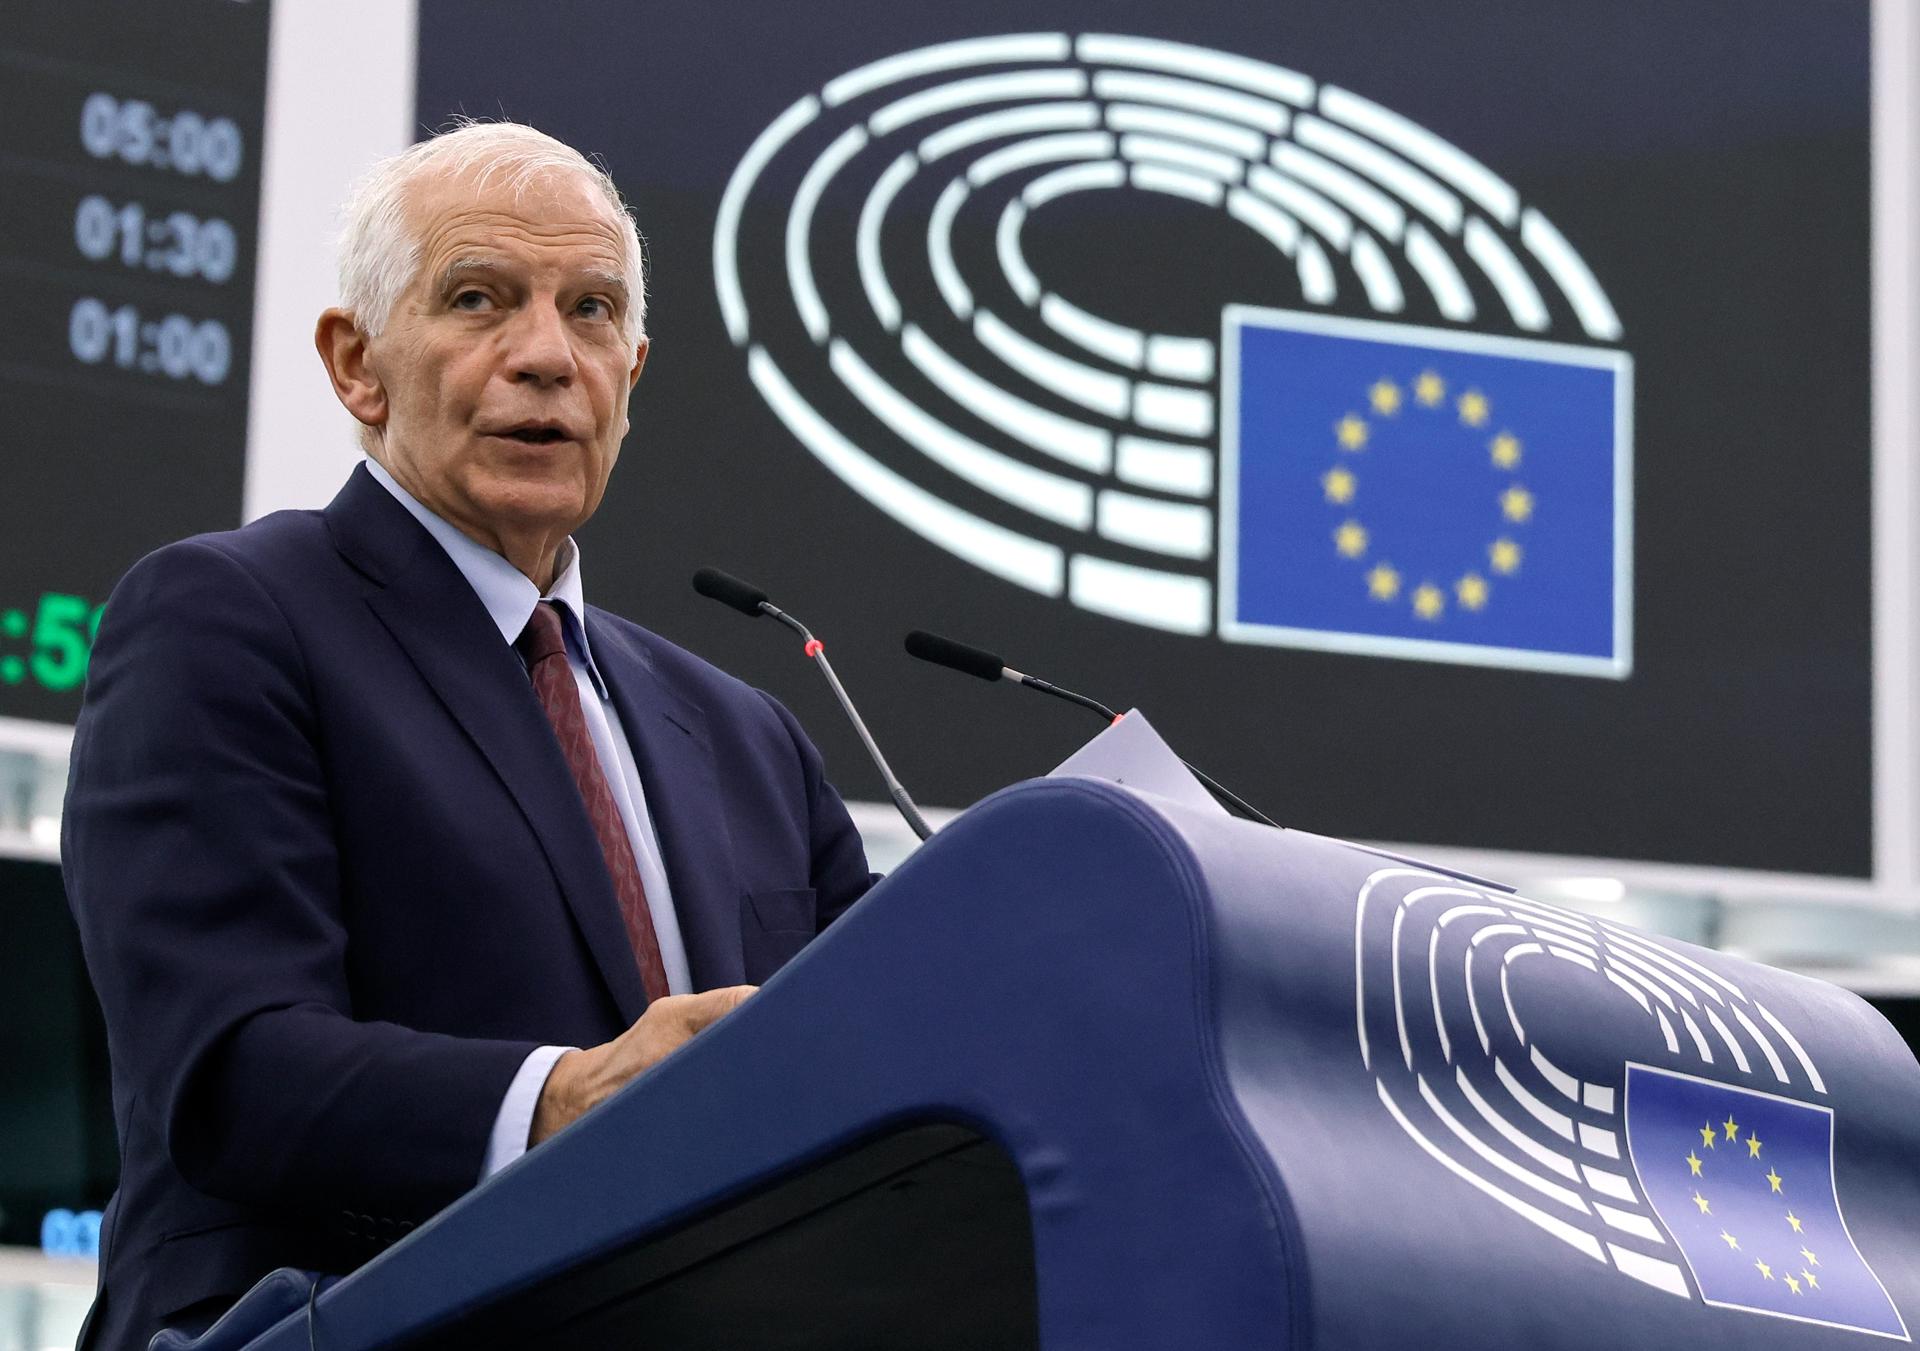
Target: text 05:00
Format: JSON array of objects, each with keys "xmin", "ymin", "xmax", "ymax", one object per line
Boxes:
[{"xmin": 78, "ymin": 93, "xmax": 242, "ymax": 182}]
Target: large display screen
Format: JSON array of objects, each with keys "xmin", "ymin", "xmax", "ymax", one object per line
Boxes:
[
  {"xmin": 0, "ymin": 0, "xmax": 270, "ymax": 727},
  {"xmin": 417, "ymin": 1, "xmax": 1872, "ymax": 878},
  {"xmin": 0, "ymin": 859, "xmax": 115, "ymax": 1249}
]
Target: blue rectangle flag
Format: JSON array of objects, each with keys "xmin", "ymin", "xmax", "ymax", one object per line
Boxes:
[
  {"xmin": 1220, "ymin": 307, "xmax": 1631, "ymax": 676},
  {"xmin": 1624, "ymin": 1064, "xmax": 1909, "ymax": 1339}
]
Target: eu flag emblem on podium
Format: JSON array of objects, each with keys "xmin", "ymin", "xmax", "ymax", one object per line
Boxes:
[
  {"xmin": 1219, "ymin": 308, "xmax": 1632, "ymax": 677},
  {"xmin": 1624, "ymin": 1064, "xmax": 1910, "ymax": 1339}
]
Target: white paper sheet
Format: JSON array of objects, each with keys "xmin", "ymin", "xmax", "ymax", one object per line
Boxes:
[{"xmin": 1047, "ymin": 709, "xmax": 1228, "ymax": 818}]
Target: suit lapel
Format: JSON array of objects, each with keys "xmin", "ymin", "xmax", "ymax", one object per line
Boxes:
[
  {"xmin": 588, "ymin": 617, "xmax": 746, "ymax": 991},
  {"xmin": 326, "ymin": 468, "xmax": 651, "ymax": 1024}
]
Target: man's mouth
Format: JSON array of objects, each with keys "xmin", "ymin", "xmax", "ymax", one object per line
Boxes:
[{"xmin": 493, "ymin": 422, "xmax": 572, "ymax": 444}]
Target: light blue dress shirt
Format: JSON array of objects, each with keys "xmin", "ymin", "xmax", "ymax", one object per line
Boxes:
[{"xmin": 365, "ymin": 458, "xmax": 693, "ymax": 1178}]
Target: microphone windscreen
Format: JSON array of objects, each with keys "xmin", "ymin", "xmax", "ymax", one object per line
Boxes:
[
  {"xmin": 692, "ymin": 567, "xmax": 770, "ymax": 617},
  {"xmin": 904, "ymin": 630, "xmax": 1005, "ymax": 682}
]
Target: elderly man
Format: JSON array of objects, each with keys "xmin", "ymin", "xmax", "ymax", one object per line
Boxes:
[{"xmin": 62, "ymin": 121, "xmax": 875, "ymax": 1348}]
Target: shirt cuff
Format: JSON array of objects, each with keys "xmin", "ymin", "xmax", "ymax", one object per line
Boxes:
[{"xmin": 481, "ymin": 1044, "xmax": 576, "ymax": 1181}]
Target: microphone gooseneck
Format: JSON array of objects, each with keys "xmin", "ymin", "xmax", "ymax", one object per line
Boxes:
[
  {"xmin": 1016, "ymin": 675, "xmax": 1121, "ymax": 726},
  {"xmin": 694, "ymin": 570, "xmax": 932, "ymax": 841},
  {"xmin": 903, "ymin": 629, "xmax": 1279, "ymax": 829}
]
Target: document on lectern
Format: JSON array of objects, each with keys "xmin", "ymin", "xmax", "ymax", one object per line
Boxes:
[{"xmin": 1047, "ymin": 710, "xmax": 1228, "ymax": 818}]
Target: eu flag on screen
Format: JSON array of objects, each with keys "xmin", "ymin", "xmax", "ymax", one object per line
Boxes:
[
  {"xmin": 1624, "ymin": 1064, "xmax": 1910, "ymax": 1339},
  {"xmin": 1220, "ymin": 307, "xmax": 1632, "ymax": 677}
]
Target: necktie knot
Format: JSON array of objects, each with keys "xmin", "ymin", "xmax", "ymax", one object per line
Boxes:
[{"xmin": 515, "ymin": 601, "xmax": 568, "ymax": 667}]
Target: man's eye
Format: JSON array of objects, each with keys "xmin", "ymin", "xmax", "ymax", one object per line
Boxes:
[
  {"xmin": 577, "ymin": 296, "xmax": 611, "ymax": 320},
  {"xmin": 452, "ymin": 290, "xmax": 489, "ymax": 310}
]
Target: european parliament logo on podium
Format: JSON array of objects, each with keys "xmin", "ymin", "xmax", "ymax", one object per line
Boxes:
[{"xmin": 1220, "ymin": 307, "xmax": 1633, "ymax": 677}]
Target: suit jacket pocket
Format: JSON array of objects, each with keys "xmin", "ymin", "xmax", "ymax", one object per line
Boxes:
[
  {"xmin": 148, "ymin": 1217, "xmax": 348, "ymax": 1329},
  {"xmin": 740, "ymin": 887, "xmax": 818, "ymax": 983}
]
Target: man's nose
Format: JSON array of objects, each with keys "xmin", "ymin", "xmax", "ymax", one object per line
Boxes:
[{"xmin": 506, "ymin": 300, "xmax": 577, "ymax": 386}]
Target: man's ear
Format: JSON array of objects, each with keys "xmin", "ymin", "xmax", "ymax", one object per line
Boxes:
[
  {"xmin": 315, "ymin": 309, "xmax": 389, "ymax": 432},
  {"xmin": 628, "ymin": 335, "xmax": 650, "ymax": 390}
]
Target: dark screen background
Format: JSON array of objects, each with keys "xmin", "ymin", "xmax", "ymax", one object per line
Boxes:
[
  {"xmin": 0, "ymin": 861, "xmax": 115, "ymax": 1246},
  {"xmin": 411, "ymin": 2, "xmax": 1867, "ymax": 879},
  {"xmin": 0, "ymin": 0, "xmax": 269, "ymax": 726},
  {"xmin": 0, "ymin": 0, "xmax": 1889, "ymax": 1252}
]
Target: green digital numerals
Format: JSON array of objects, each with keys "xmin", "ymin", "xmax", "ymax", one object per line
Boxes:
[{"xmin": 1, "ymin": 592, "xmax": 104, "ymax": 693}]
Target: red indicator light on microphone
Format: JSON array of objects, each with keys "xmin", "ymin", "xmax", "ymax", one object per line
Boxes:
[{"xmin": 804, "ymin": 638, "xmax": 824, "ymax": 658}]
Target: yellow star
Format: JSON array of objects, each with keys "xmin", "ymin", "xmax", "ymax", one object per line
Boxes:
[
  {"xmin": 1699, "ymin": 1124, "xmax": 1717, "ymax": 1150},
  {"xmin": 1500, "ymin": 485, "xmax": 1534, "ymax": 523},
  {"xmin": 1412, "ymin": 583, "xmax": 1445, "ymax": 621},
  {"xmin": 1785, "ymin": 1274, "xmax": 1802, "ymax": 1296},
  {"xmin": 1334, "ymin": 520, "xmax": 1369, "ymax": 558},
  {"xmin": 1489, "ymin": 537, "xmax": 1522, "ymax": 575},
  {"xmin": 1414, "ymin": 370, "xmax": 1445, "ymax": 406},
  {"xmin": 1455, "ymin": 572, "xmax": 1490, "ymax": 611},
  {"xmin": 1786, "ymin": 1211, "xmax": 1802, "ymax": 1233},
  {"xmin": 1755, "ymin": 1259, "xmax": 1774, "ymax": 1281},
  {"xmin": 1687, "ymin": 1152, "xmax": 1704, "ymax": 1177},
  {"xmin": 1748, "ymin": 1135, "xmax": 1763, "ymax": 1159},
  {"xmin": 1336, "ymin": 414, "xmax": 1369, "ymax": 451},
  {"xmin": 1801, "ymin": 1247, "xmax": 1819, "ymax": 1268},
  {"xmin": 1322, "ymin": 466, "xmax": 1357, "ymax": 504},
  {"xmin": 1719, "ymin": 1230, "xmax": 1739, "ymax": 1250},
  {"xmin": 1458, "ymin": 388, "xmax": 1490, "ymax": 427},
  {"xmin": 1366, "ymin": 562, "xmax": 1401, "ymax": 601},
  {"xmin": 1490, "ymin": 431, "xmax": 1522, "ymax": 469},
  {"xmin": 1766, "ymin": 1168, "xmax": 1783, "ymax": 1193},
  {"xmin": 1369, "ymin": 378, "xmax": 1403, "ymax": 416},
  {"xmin": 1802, "ymin": 1270, "xmax": 1819, "ymax": 1290},
  {"xmin": 1723, "ymin": 1116, "xmax": 1739, "ymax": 1142},
  {"xmin": 1691, "ymin": 1191, "xmax": 1712, "ymax": 1215}
]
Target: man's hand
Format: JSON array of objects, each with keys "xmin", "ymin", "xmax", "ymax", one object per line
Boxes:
[{"xmin": 530, "ymin": 985, "xmax": 756, "ymax": 1145}]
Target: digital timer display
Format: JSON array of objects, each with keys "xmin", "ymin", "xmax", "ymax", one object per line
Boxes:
[
  {"xmin": 0, "ymin": 595, "xmax": 103, "ymax": 694},
  {"xmin": 1, "ymin": 0, "xmax": 271, "ymax": 726},
  {"xmin": 74, "ymin": 196, "xmax": 239, "ymax": 284},
  {"xmin": 78, "ymin": 91, "xmax": 246, "ymax": 182}
]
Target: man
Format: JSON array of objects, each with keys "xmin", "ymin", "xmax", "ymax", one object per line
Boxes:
[{"xmin": 62, "ymin": 121, "xmax": 875, "ymax": 1348}]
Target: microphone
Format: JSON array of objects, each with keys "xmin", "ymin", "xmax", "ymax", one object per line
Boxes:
[
  {"xmin": 903, "ymin": 630, "xmax": 1278, "ymax": 829},
  {"xmin": 693, "ymin": 569, "xmax": 932, "ymax": 840},
  {"xmin": 690, "ymin": 568, "xmax": 768, "ymax": 616}
]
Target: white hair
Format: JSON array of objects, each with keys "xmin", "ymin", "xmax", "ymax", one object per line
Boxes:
[{"xmin": 335, "ymin": 118, "xmax": 648, "ymax": 346}]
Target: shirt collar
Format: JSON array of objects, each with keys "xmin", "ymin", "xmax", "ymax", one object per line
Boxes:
[{"xmin": 364, "ymin": 457, "xmax": 610, "ymax": 698}]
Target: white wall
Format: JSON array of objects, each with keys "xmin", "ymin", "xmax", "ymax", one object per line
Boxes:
[
  {"xmin": 242, "ymin": 0, "xmax": 419, "ymax": 520},
  {"xmin": 1872, "ymin": 0, "xmax": 1920, "ymax": 898}
]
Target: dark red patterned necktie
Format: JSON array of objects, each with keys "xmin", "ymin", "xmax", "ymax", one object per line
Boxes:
[{"xmin": 515, "ymin": 602, "xmax": 671, "ymax": 1002}]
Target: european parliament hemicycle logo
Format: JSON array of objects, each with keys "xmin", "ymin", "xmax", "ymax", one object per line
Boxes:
[
  {"xmin": 1356, "ymin": 868, "xmax": 1909, "ymax": 1338},
  {"xmin": 716, "ymin": 34, "xmax": 1631, "ymax": 676}
]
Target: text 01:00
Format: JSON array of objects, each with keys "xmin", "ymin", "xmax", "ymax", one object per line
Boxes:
[{"xmin": 69, "ymin": 299, "xmax": 231, "ymax": 385}]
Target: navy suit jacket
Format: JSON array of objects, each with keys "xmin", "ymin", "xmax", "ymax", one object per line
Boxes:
[{"xmin": 62, "ymin": 464, "xmax": 875, "ymax": 1348}]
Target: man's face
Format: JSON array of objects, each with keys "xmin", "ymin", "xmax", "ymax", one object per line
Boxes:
[{"xmin": 363, "ymin": 168, "xmax": 646, "ymax": 555}]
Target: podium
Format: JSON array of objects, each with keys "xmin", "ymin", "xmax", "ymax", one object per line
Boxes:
[{"xmin": 223, "ymin": 778, "xmax": 1919, "ymax": 1349}]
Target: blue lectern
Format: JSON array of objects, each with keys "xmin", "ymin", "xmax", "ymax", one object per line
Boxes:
[{"xmin": 216, "ymin": 778, "xmax": 1918, "ymax": 1349}]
